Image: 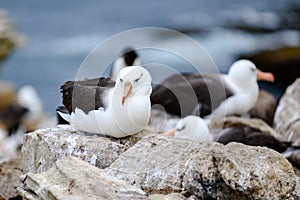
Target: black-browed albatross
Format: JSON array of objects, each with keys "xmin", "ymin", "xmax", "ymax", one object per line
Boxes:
[
  {"xmin": 151, "ymin": 59, "xmax": 274, "ymax": 118},
  {"xmin": 57, "ymin": 66, "xmax": 152, "ymax": 138},
  {"xmin": 110, "ymin": 48, "xmax": 142, "ymax": 81},
  {"xmin": 163, "ymin": 115, "xmax": 294, "ymax": 153},
  {"xmin": 164, "ymin": 115, "xmax": 213, "ymax": 142}
]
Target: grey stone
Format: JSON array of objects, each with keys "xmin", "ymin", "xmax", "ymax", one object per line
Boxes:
[
  {"xmin": 148, "ymin": 193, "xmax": 186, "ymax": 200},
  {"xmin": 0, "ymin": 155, "xmax": 22, "ymax": 199},
  {"xmin": 106, "ymin": 134, "xmax": 296, "ymax": 199},
  {"xmin": 274, "ymin": 79, "xmax": 300, "ymax": 146},
  {"xmin": 215, "ymin": 143, "xmax": 295, "ymax": 199},
  {"xmin": 18, "ymin": 156, "xmax": 147, "ymax": 200},
  {"xmin": 21, "ymin": 125, "xmax": 127, "ymax": 174}
]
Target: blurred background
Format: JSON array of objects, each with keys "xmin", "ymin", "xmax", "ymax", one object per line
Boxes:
[{"xmin": 1, "ymin": 0, "xmax": 300, "ymax": 115}]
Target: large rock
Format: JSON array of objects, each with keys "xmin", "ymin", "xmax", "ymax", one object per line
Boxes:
[
  {"xmin": 21, "ymin": 125, "xmax": 128, "ymax": 174},
  {"xmin": 0, "ymin": 156, "xmax": 22, "ymax": 199},
  {"xmin": 18, "ymin": 156, "xmax": 147, "ymax": 200},
  {"xmin": 274, "ymin": 79, "xmax": 300, "ymax": 145},
  {"xmin": 106, "ymin": 134, "xmax": 296, "ymax": 199}
]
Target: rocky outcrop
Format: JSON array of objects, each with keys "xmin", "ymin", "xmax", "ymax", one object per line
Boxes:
[
  {"xmin": 21, "ymin": 125, "xmax": 128, "ymax": 174},
  {"xmin": 106, "ymin": 134, "xmax": 296, "ymax": 199},
  {"xmin": 18, "ymin": 157, "xmax": 147, "ymax": 200},
  {"xmin": 0, "ymin": 156, "xmax": 22, "ymax": 199},
  {"xmin": 274, "ymin": 79, "xmax": 300, "ymax": 145},
  {"xmin": 10, "ymin": 78, "xmax": 300, "ymax": 199}
]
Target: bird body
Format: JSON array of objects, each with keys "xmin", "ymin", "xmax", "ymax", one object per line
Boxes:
[
  {"xmin": 164, "ymin": 115, "xmax": 213, "ymax": 142},
  {"xmin": 58, "ymin": 66, "xmax": 152, "ymax": 138},
  {"xmin": 151, "ymin": 60, "xmax": 274, "ymax": 118}
]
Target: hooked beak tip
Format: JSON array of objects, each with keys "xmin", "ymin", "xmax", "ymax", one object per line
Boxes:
[
  {"xmin": 257, "ymin": 69, "xmax": 275, "ymax": 82},
  {"xmin": 164, "ymin": 128, "xmax": 176, "ymax": 137},
  {"xmin": 122, "ymin": 96, "xmax": 125, "ymax": 106}
]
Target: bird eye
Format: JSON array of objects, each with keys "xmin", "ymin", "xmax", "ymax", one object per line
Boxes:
[
  {"xmin": 250, "ymin": 67, "xmax": 255, "ymax": 72},
  {"xmin": 134, "ymin": 73, "xmax": 143, "ymax": 83},
  {"xmin": 176, "ymin": 124, "xmax": 186, "ymax": 132},
  {"xmin": 120, "ymin": 78, "xmax": 123, "ymax": 82}
]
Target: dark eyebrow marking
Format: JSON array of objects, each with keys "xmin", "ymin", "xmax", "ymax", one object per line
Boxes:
[
  {"xmin": 176, "ymin": 124, "xmax": 186, "ymax": 132},
  {"xmin": 134, "ymin": 73, "xmax": 143, "ymax": 82}
]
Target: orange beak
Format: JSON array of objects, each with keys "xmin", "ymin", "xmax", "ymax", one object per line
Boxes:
[
  {"xmin": 256, "ymin": 69, "xmax": 274, "ymax": 82},
  {"xmin": 122, "ymin": 81, "xmax": 133, "ymax": 106},
  {"xmin": 163, "ymin": 128, "xmax": 175, "ymax": 137}
]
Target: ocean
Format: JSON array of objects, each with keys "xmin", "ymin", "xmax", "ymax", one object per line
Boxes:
[{"xmin": 1, "ymin": 0, "xmax": 299, "ymax": 114}]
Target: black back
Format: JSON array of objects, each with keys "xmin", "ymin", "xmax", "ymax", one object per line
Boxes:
[
  {"xmin": 151, "ymin": 73, "xmax": 234, "ymax": 117},
  {"xmin": 60, "ymin": 77, "xmax": 115, "ymax": 114},
  {"xmin": 216, "ymin": 126, "xmax": 290, "ymax": 153}
]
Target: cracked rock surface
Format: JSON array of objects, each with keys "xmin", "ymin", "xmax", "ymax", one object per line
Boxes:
[
  {"xmin": 274, "ymin": 79, "xmax": 300, "ymax": 146},
  {"xmin": 18, "ymin": 157, "xmax": 147, "ymax": 200},
  {"xmin": 21, "ymin": 125, "xmax": 127, "ymax": 174},
  {"xmin": 106, "ymin": 134, "xmax": 296, "ymax": 199}
]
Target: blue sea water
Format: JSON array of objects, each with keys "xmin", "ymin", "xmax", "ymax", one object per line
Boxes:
[{"xmin": 1, "ymin": 0, "xmax": 299, "ymax": 114}]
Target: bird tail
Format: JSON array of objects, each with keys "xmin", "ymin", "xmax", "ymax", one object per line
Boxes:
[{"xmin": 56, "ymin": 106, "xmax": 70, "ymax": 124}]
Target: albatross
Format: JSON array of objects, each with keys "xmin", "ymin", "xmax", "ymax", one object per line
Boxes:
[
  {"xmin": 163, "ymin": 115, "xmax": 295, "ymax": 154},
  {"xmin": 151, "ymin": 59, "xmax": 274, "ymax": 118},
  {"xmin": 57, "ymin": 66, "xmax": 152, "ymax": 138},
  {"xmin": 164, "ymin": 115, "xmax": 213, "ymax": 142},
  {"xmin": 110, "ymin": 48, "xmax": 142, "ymax": 81}
]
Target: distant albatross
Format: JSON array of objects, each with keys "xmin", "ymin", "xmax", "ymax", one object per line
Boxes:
[
  {"xmin": 110, "ymin": 48, "xmax": 142, "ymax": 81},
  {"xmin": 163, "ymin": 115, "xmax": 292, "ymax": 153},
  {"xmin": 57, "ymin": 66, "xmax": 152, "ymax": 138},
  {"xmin": 151, "ymin": 59, "xmax": 274, "ymax": 117},
  {"xmin": 164, "ymin": 115, "xmax": 213, "ymax": 142}
]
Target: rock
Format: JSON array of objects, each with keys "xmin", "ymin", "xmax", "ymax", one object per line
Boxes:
[
  {"xmin": 0, "ymin": 155, "xmax": 22, "ymax": 199},
  {"xmin": 18, "ymin": 156, "xmax": 147, "ymax": 200},
  {"xmin": 107, "ymin": 134, "xmax": 205, "ymax": 194},
  {"xmin": 148, "ymin": 193, "xmax": 186, "ymax": 200},
  {"xmin": 283, "ymin": 148, "xmax": 300, "ymax": 171},
  {"xmin": 106, "ymin": 134, "xmax": 296, "ymax": 199},
  {"xmin": 249, "ymin": 90, "xmax": 277, "ymax": 126},
  {"xmin": 20, "ymin": 125, "xmax": 128, "ymax": 174},
  {"xmin": 274, "ymin": 79, "xmax": 300, "ymax": 146},
  {"xmin": 0, "ymin": 10, "xmax": 26, "ymax": 62},
  {"xmin": 209, "ymin": 116, "xmax": 283, "ymax": 140}
]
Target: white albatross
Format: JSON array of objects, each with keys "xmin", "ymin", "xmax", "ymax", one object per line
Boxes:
[
  {"xmin": 164, "ymin": 115, "xmax": 213, "ymax": 142},
  {"xmin": 151, "ymin": 59, "xmax": 274, "ymax": 118},
  {"xmin": 57, "ymin": 66, "xmax": 152, "ymax": 138}
]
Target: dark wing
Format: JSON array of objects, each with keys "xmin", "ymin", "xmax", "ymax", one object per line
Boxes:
[
  {"xmin": 60, "ymin": 77, "xmax": 115, "ymax": 114},
  {"xmin": 216, "ymin": 127, "xmax": 247, "ymax": 145},
  {"xmin": 151, "ymin": 73, "xmax": 199, "ymax": 117},
  {"xmin": 151, "ymin": 73, "xmax": 233, "ymax": 117},
  {"xmin": 245, "ymin": 132, "xmax": 289, "ymax": 153},
  {"xmin": 217, "ymin": 126, "xmax": 289, "ymax": 153}
]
